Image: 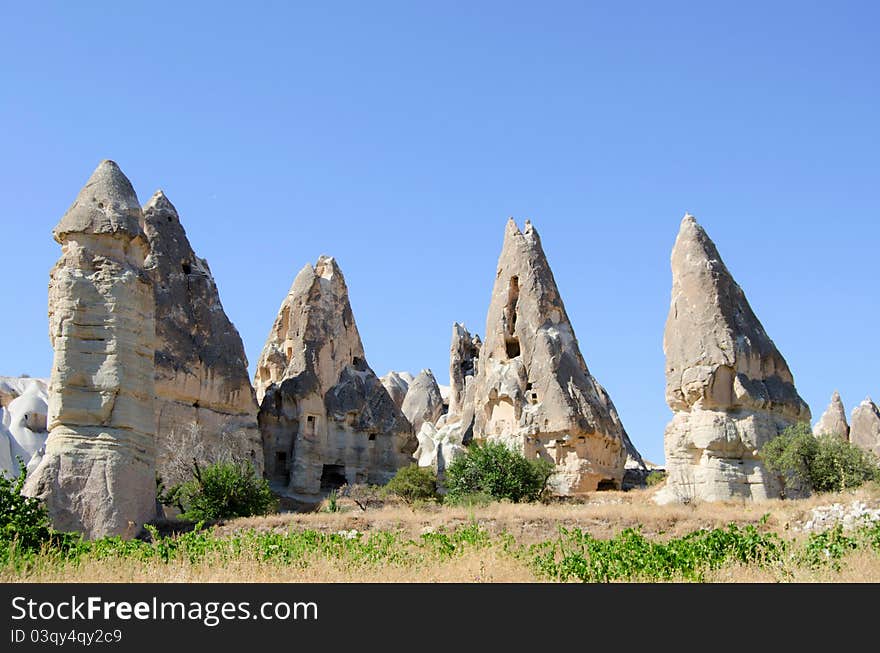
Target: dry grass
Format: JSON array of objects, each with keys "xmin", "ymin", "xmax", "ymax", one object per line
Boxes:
[
  {"xmin": 5, "ymin": 484, "xmax": 880, "ymax": 583},
  {"xmin": 214, "ymin": 484, "xmax": 880, "ymax": 544}
]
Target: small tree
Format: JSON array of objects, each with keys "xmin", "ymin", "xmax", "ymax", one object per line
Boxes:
[
  {"xmin": 383, "ymin": 465, "xmax": 439, "ymax": 505},
  {"xmin": 162, "ymin": 460, "xmax": 277, "ymax": 521},
  {"xmin": 761, "ymin": 423, "xmax": 879, "ymax": 496},
  {"xmin": 445, "ymin": 441, "xmax": 553, "ymax": 504}
]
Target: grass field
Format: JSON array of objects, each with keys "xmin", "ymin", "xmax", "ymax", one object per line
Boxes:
[{"xmin": 5, "ymin": 484, "xmax": 880, "ymax": 583}]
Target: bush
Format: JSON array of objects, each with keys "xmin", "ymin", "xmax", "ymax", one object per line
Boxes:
[
  {"xmin": 645, "ymin": 470, "xmax": 667, "ymax": 487},
  {"xmin": 383, "ymin": 465, "xmax": 439, "ymax": 505},
  {"xmin": 0, "ymin": 461, "xmax": 53, "ymax": 552},
  {"xmin": 445, "ymin": 441, "xmax": 554, "ymax": 504},
  {"xmin": 161, "ymin": 460, "xmax": 277, "ymax": 521},
  {"xmin": 761, "ymin": 424, "xmax": 879, "ymax": 496}
]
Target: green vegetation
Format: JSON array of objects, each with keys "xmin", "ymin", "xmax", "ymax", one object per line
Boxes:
[
  {"xmin": 528, "ymin": 522, "xmax": 785, "ymax": 582},
  {"xmin": 445, "ymin": 441, "xmax": 553, "ymax": 503},
  {"xmin": 645, "ymin": 470, "xmax": 667, "ymax": 487},
  {"xmin": 383, "ymin": 465, "xmax": 440, "ymax": 505},
  {"xmin": 761, "ymin": 424, "xmax": 879, "ymax": 496},
  {"xmin": 4, "ymin": 516, "xmax": 880, "ymax": 582},
  {"xmin": 0, "ymin": 462, "xmax": 53, "ymax": 553},
  {"xmin": 160, "ymin": 460, "xmax": 277, "ymax": 521}
]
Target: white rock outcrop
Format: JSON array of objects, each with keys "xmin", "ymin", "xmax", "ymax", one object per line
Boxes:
[
  {"xmin": 469, "ymin": 219, "xmax": 629, "ymax": 494},
  {"xmin": 380, "ymin": 371, "xmax": 411, "ymax": 411},
  {"xmin": 850, "ymin": 397, "xmax": 880, "ymax": 457},
  {"xmin": 0, "ymin": 377, "xmax": 49, "ymax": 477},
  {"xmin": 24, "ymin": 160, "xmax": 157, "ymax": 539},
  {"xmin": 813, "ymin": 391, "xmax": 850, "ymax": 440},
  {"xmin": 401, "ymin": 369, "xmax": 445, "ymax": 435},
  {"xmin": 656, "ymin": 214, "xmax": 811, "ymax": 504}
]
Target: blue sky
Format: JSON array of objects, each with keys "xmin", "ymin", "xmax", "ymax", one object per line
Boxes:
[{"xmin": 1, "ymin": 2, "xmax": 877, "ymax": 465}]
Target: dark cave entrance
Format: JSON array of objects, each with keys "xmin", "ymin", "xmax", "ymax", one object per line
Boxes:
[{"xmin": 320, "ymin": 464, "xmax": 347, "ymax": 493}]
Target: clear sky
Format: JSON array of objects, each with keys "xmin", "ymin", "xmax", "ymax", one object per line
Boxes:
[{"xmin": 1, "ymin": 2, "xmax": 877, "ymax": 465}]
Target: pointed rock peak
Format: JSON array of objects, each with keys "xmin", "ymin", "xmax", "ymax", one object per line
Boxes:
[
  {"xmin": 314, "ymin": 255, "xmax": 343, "ymax": 280},
  {"xmin": 831, "ymin": 390, "xmax": 842, "ymax": 402},
  {"xmin": 143, "ymin": 189, "xmax": 177, "ymax": 215},
  {"xmin": 54, "ymin": 160, "xmax": 143, "ymax": 242}
]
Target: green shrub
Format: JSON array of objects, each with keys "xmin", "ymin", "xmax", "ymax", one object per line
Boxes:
[
  {"xmin": 761, "ymin": 424, "xmax": 879, "ymax": 496},
  {"xmin": 383, "ymin": 465, "xmax": 439, "ymax": 505},
  {"xmin": 162, "ymin": 460, "xmax": 277, "ymax": 521},
  {"xmin": 645, "ymin": 470, "xmax": 667, "ymax": 487},
  {"xmin": 0, "ymin": 461, "xmax": 53, "ymax": 552},
  {"xmin": 445, "ymin": 441, "xmax": 554, "ymax": 504},
  {"xmin": 442, "ymin": 491, "xmax": 496, "ymax": 508}
]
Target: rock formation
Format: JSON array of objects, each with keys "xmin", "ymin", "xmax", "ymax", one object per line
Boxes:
[
  {"xmin": 142, "ymin": 190, "xmax": 262, "ymax": 484},
  {"xmin": 401, "ymin": 369, "xmax": 445, "ymax": 435},
  {"xmin": 448, "ymin": 323, "xmax": 481, "ymax": 417},
  {"xmin": 850, "ymin": 397, "xmax": 880, "ymax": 457},
  {"xmin": 413, "ymin": 324, "xmax": 481, "ymax": 476},
  {"xmin": 24, "ymin": 160, "xmax": 157, "ymax": 539},
  {"xmin": 380, "ymin": 371, "xmax": 411, "ymax": 410},
  {"xmin": 657, "ymin": 214, "xmax": 811, "ymax": 504},
  {"xmin": 0, "ymin": 376, "xmax": 49, "ymax": 477},
  {"xmin": 254, "ymin": 256, "xmax": 416, "ymax": 502},
  {"xmin": 469, "ymin": 219, "xmax": 628, "ymax": 494},
  {"xmin": 813, "ymin": 391, "xmax": 850, "ymax": 440}
]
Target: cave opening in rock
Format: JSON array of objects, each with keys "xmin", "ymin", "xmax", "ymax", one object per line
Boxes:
[
  {"xmin": 320, "ymin": 464, "xmax": 347, "ymax": 493},
  {"xmin": 505, "ymin": 276, "xmax": 520, "ymax": 358},
  {"xmin": 597, "ymin": 479, "xmax": 618, "ymax": 491}
]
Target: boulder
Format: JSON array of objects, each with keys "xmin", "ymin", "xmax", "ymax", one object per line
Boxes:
[
  {"xmin": 254, "ymin": 256, "xmax": 416, "ymax": 503},
  {"xmin": 24, "ymin": 160, "xmax": 157, "ymax": 538},
  {"xmin": 470, "ymin": 219, "xmax": 628, "ymax": 494},
  {"xmin": 656, "ymin": 214, "xmax": 811, "ymax": 504},
  {"xmin": 142, "ymin": 190, "xmax": 262, "ymax": 485},
  {"xmin": 850, "ymin": 397, "xmax": 880, "ymax": 457},
  {"xmin": 401, "ymin": 369, "xmax": 445, "ymax": 435},
  {"xmin": 813, "ymin": 391, "xmax": 850, "ymax": 440}
]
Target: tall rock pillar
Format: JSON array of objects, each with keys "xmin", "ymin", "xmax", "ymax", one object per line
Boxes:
[
  {"xmin": 658, "ymin": 214, "xmax": 810, "ymax": 503},
  {"xmin": 25, "ymin": 160, "xmax": 157, "ymax": 538}
]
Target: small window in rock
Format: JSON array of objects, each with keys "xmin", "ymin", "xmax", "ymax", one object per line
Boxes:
[
  {"xmin": 353, "ymin": 356, "xmax": 363, "ymax": 366},
  {"xmin": 167, "ymin": 216, "xmax": 173, "ymax": 223},
  {"xmin": 368, "ymin": 433, "xmax": 377, "ymax": 441},
  {"xmin": 525, "ymin": 382, "xmax": 533, "ymax": 391},
  {"xmin": 530, "ymin": 392, "xmax": 539, "ymax": 403},
  {"xmin": 304, "ymin": 415, "xmax": 317, "ymax": 436},
  {"xmin": 182, "ymin": 262, "xmax": 192, "ymax": 275}
]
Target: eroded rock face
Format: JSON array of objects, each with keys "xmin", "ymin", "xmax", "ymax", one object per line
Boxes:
[
  {"xmin": 470, "ymin": 219, "xmax": 628, "ymax": 494},
  {"xmin": 380, "ymin": 371, "xmax": 411, "ymax": 411},
  {"xmin": 414, "ymin": 324, "xmax": 481, "ymax": 475},
  {"xmin": 24, "ymin": 161, "xmax": 157, "ymax": 539},
  {"xmin": 401, "ymin": 369, "xmax": 444, "ymax": 435},
  {"xmin": 448, "ymin": 323, "xmax": 481, "ymax": 418},
  {"xmin": 142, "ymin": 191, "xmax": 262, "ymax": 484},
  {"xmin": 813, "ymin": 391, "xmax": 850, "ymax": 440},
  {"xmin": 657, "ymin": 214, "xmax": 811, "ymax": 504},
  {"xmin": 254, "ymin": 256, "xmax": 416, "ymax": 502},
  {"xmin": 0, "ymin": 377, "xmax": 49, "ymax": 477},
  {"xmin": 850, "ymin": 397, "xmax": 880, "ymax": 457}
]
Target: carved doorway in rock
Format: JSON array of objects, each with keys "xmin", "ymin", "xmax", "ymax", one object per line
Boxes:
[{"xmin": 320, "ymin": 463, "xmax": 347, "ymax": 493}]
